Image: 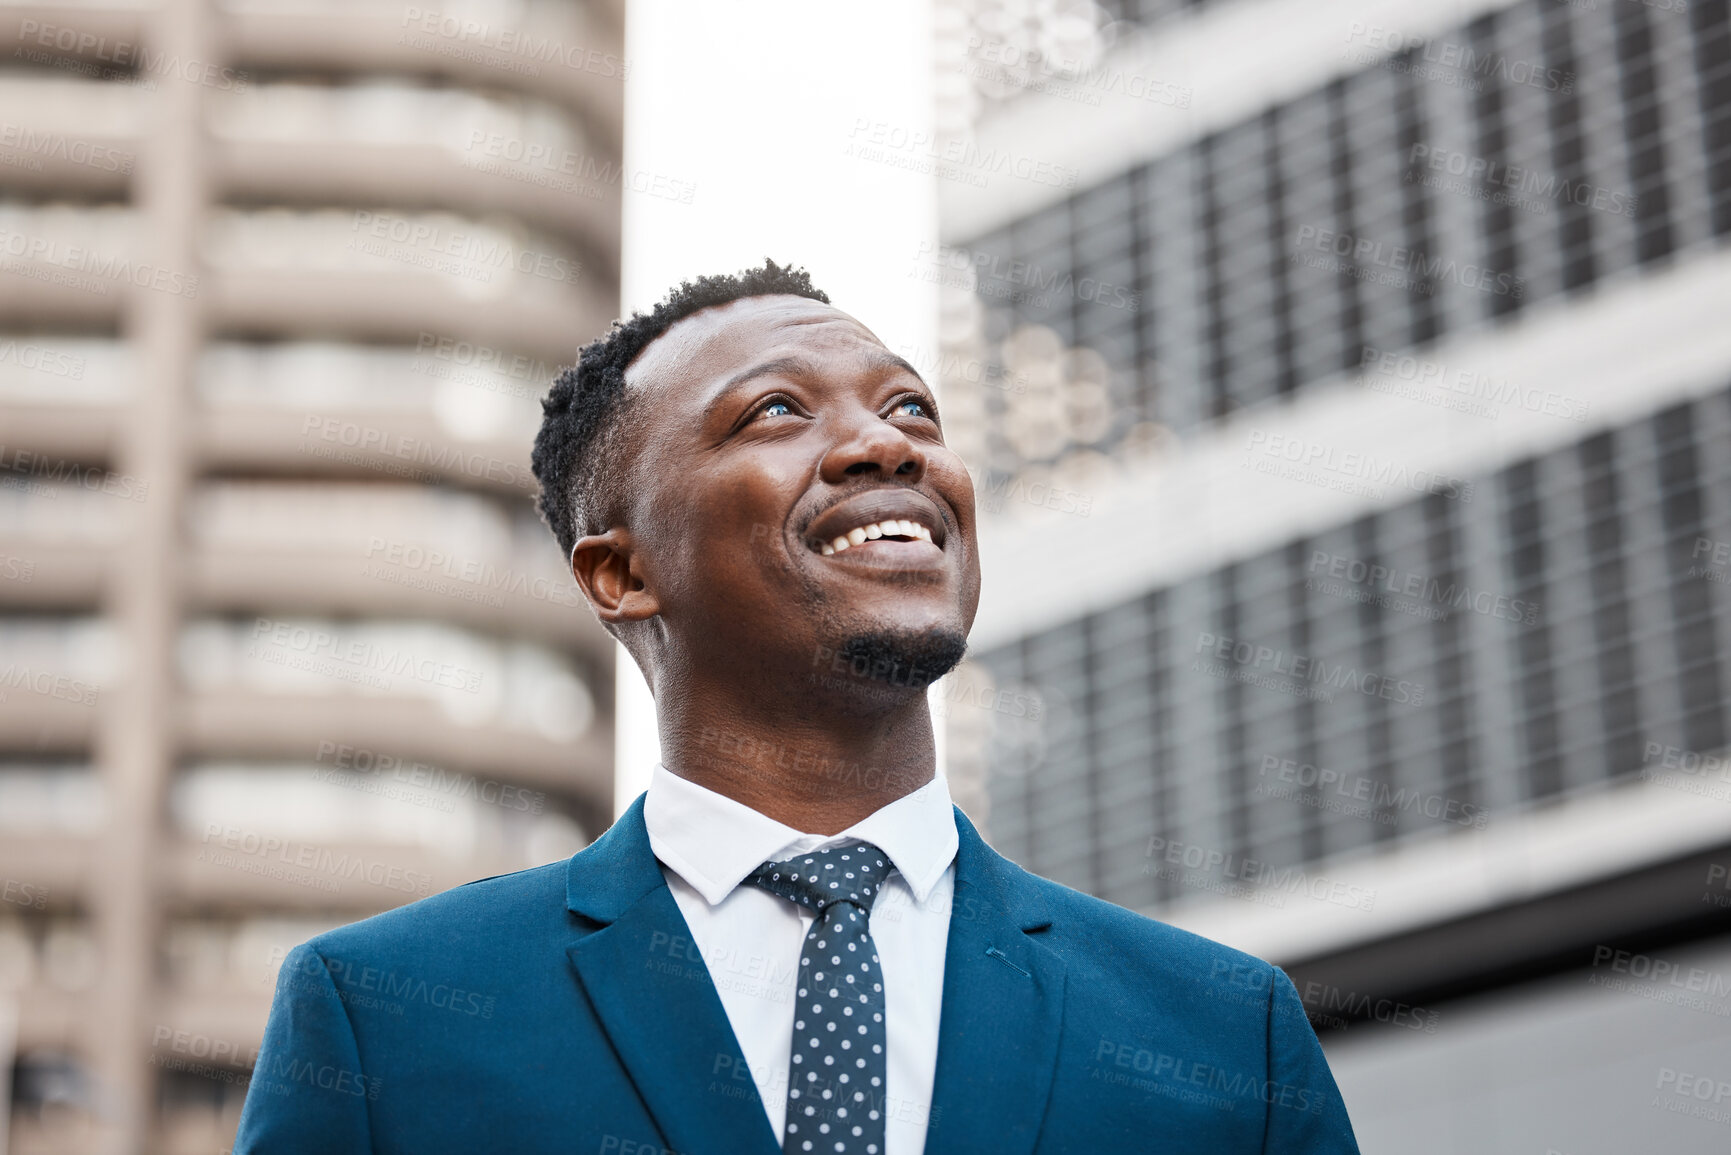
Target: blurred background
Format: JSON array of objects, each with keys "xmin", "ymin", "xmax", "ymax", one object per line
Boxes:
[{"xmin": 1, "ymin": 0, "xmax": 1729, "ymax": 1152}]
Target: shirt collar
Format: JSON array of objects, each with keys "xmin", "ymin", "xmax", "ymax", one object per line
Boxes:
[{"xmin": 643, "ymin": 763, "xmax": 959, "ymax": 907}]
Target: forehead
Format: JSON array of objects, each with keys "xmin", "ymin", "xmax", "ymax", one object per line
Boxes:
[{"xmin": 623, "ymin": 295, "xmax": 890, "ymax": 402}]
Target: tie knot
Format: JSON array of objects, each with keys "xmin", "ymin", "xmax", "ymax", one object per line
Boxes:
[{"xmin": 746, "ymin": 839, "xmax": 889, "ymax": 914}]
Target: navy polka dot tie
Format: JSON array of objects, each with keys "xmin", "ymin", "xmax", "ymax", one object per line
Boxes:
[{"xmin": 747, "ymin": 840, "xmax": 889, "ymax": 1155}]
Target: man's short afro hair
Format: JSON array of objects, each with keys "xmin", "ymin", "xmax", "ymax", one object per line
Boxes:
[{"xmin": 531, "ymin": 258, "xmax": 830, "ymax": 560}]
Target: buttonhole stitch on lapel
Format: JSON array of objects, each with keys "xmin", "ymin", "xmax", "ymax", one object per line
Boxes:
[{"xmin": 985, "ymin": 945, "xmax": 1030, "ymax": 977}]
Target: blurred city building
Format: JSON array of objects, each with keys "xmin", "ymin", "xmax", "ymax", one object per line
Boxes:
[
  {"xmin": 0, "ymin": 0, "xmax": 622, "ymax": 1150},
  {"xmin": 7, "ymin": 0, "xmax": 1731, "ymax": 1151},
  {"xmin": 936, "ymin": 0, "xmax": 1731, "ymax": 1150}
]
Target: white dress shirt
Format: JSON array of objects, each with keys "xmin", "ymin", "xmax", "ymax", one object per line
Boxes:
[{"xmin": 643, "ymin": 764, "xmax": 957, "ymax": 1155}]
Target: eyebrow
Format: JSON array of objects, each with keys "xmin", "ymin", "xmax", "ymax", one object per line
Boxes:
[
  {"xmin": 861, "ymin": 348, "xmax": 926, "ymax": 386},
  {"xmin": 698, "ymin": 356, "xmax": 817, "ymax": 425},
  {"xmin": 699, "ymin": 350, "xmax": 929, "ymax": 424},
  {"xmin": 726, "ymin": 355, "xmax": 816, "ymax": 393}
]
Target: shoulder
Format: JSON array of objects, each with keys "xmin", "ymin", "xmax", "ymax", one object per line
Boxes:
[
  {"xmin": 302, "ymin": 858, "xmax": 571, "ymax": 965},
  {"xmin": 996, "ymin": 851, "xmax": 1274, "ymax": 989},
  {"xmin": 955, "ymin": 815, "xmax": 1274, "ymax": 990}
]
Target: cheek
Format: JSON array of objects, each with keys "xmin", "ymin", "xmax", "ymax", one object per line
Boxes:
[
  {"xmin": 704, "ymin": 463, "xmax": 799, "ymax": 540},
  {"xmin": 658, "ymin": 467, "xmax": 802, "ymax": 593},
  {"xmin": 928, "ymin": 452, "xmax": 978, "ymax": 524}
]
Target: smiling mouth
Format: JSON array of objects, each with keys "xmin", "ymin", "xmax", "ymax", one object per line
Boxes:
[{"xmin": 812, "ymin": 519, "xmax": 936, "ymax": 556}]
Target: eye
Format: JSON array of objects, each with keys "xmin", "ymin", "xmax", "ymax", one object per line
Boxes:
[
  {"xmin": 892, "ymin": 398, "xmax": 931, "ymax": 419},
  {"xmin": 759, "ymin": 400, "xmax": 793, "ymax": 419}
]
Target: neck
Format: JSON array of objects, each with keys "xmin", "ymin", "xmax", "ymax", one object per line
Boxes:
[{"xmin": 657, "ymin": 686, "xmax": 937, "ymax": 835}]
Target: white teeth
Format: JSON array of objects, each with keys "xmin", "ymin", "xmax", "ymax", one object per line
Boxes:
[{"xmin": 817, "ymin": 518, "xmax": 938, "ymax": 554}]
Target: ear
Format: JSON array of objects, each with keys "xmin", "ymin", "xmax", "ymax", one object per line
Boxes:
[{"xmin": 570, "ymin": 528, "xmax": 660, "ymax": 625}]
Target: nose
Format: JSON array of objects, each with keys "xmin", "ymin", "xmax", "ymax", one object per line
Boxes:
[{"xmin": 818, "ymin": 408, "xmax": 927, "ymax": 485}]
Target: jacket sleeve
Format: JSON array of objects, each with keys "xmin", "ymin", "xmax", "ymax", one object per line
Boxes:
[
  {"xmin": 1260, "ymin": 967, "xmax": 1360, "ymax": 1155},
  {"xmin": 234, "ymin": 943, "xmax": 376, "ymax": 1154}
]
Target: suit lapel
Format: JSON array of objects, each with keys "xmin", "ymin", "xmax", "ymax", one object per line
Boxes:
[
  {"xmin": 565, "ymin": 797, "xmax": 781, "ymax": 1155},
  {"xmin": 925, "ymin": 809, "xmax": 1067, "ymax": 1155}
]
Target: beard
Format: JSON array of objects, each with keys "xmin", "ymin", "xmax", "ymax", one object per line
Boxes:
[{"xmin": 831, "ymin": 628, "xmax": 968, "ymax": 693}]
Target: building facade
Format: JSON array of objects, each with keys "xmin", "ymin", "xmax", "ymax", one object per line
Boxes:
[
  {"xmin": 0, "ymin": 2, "xmax": 622, "ymax": 1151},
  {"xmin": 940, "ymin": 0, "xmax": 1731, "ymax": 1149}
]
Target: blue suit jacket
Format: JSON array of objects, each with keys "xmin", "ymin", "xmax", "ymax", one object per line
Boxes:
[{"xmin": 235, "ymin": 798, "xmax": 1359, "ymax": 1153}]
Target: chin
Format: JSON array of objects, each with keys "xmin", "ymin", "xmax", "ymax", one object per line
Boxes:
[{"xmin": 827, "ymin": 627, "xmax": 969, "ymax": 693}]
